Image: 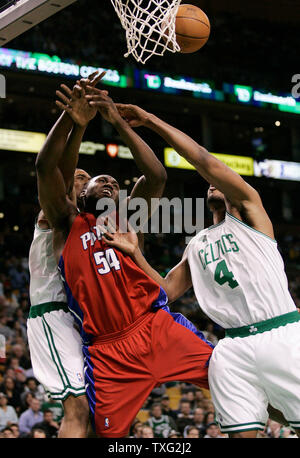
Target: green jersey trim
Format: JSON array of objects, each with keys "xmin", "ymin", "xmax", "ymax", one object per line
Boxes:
[
  {"xmin": 207, "ymin": 220, "xmax": 226, "ymax": 231},
  {"xmin": 29, "ymin": 302, "xmax": 69, "ymax": 318},
  {"xmin": 226, "ymin": 212, "xmax": 277, "ymax": 243},
  {"xmin": 225, "ymin": 311, "xmax": 300, "ymax": 339}
]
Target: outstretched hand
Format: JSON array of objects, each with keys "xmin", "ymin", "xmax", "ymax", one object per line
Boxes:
[
  {"xmin": 76, "ymin": 70, "xmax": 107, "ymax": 93},
  {"xmin": 98, "ymin": 217, "xmax": 138, "ymax": 257},
  {"xmin": 55, "ymin": 71, "xmax": 107, "ymax": 127},
  {"xmin": 85, "ymin": 88, "xmax": 122, "ymax": 125},
  {"xmin": 115, "ymin": 104, "xmax": 150, "ymax": 127}
]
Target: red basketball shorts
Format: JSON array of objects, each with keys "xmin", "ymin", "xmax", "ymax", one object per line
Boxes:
[{"xmin": 83, "ymin": 308, "xmax": 214, "ymax": 437}]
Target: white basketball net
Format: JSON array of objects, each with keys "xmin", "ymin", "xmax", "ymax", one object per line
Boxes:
[{"xmin": 110, "ymin": 0, "xmax": 182, "ymax": 64}]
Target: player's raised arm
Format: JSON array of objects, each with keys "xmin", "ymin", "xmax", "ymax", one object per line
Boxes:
[
  {"xmin": 116, "ymin": 104, "xmax": 274, "ymax": 238},
  {"xmin": 56, "ymin": 72, "xmax": 106, "ymax": 194},
  {"xmin": 86, "ymin": 90, "xmax": 167, "ymax": 216},
  {"xmin": 100, "ymin": 220, "xmax": 192, "ymax": 303},
  {"xmin": 35, "ymin": 108, "xmax": 77, "ymax": 229}
]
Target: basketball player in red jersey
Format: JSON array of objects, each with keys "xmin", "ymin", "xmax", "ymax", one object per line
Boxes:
[{"xmin": 36, "ymin": 90, "xmax": 214, "ymax": 438}]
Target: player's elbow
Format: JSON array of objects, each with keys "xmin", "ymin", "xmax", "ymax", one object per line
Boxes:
[
  {"xmin": 158, "ymin": 166, "xmax": 168, "ymax": 183},
  {"xmin": 148, "ymin": 167, "xmax": 168, "ymax": 186},
  {"xmin": 164, "ymin": 283, "xmax": 178, "ymax": 304}
]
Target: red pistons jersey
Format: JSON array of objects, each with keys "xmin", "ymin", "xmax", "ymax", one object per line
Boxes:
[{"xmin": 58, "ymin": 213, "xmax": 167, "ymax": 344}]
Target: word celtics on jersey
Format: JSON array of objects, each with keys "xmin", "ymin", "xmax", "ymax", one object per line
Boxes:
[
  {"xmin": 186, "ymin": 212, "xmax": 296, "ymax": 329},
  {"xmin": 198, "ymin": 233, "xmax": 240, "ymax": 289}
]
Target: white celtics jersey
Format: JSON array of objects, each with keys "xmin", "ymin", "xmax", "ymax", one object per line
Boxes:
[
  {"xmin": 186, "ymin": 212, "xmax": 296, "ymax": 328},
  {"xmin": 29, "ymin": 224, "xmax": 67, "ymax": 306}
]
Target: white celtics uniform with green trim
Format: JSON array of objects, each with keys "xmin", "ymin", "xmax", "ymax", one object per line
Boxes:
[
  {"xmin": 27, "ymin": 224, "xmax": 85, "ymax": 401},
  {"xmin": 186, "ymin": 212, "xmax": 300, "ymax": 433}
]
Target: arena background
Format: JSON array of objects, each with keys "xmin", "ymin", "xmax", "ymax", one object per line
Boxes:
[{"xmin": 0, "ymin": 0, "xmax": 299, "ymax": 439}]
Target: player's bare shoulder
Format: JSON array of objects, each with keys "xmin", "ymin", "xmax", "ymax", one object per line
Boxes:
[{"xmin": 227, "ymin": 187, "xmax": 275, "ymax": 241}]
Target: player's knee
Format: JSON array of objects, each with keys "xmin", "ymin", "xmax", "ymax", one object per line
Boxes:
[{"xmin": 63, "ymin": 394, "xmax": 89, "ymax": 422}]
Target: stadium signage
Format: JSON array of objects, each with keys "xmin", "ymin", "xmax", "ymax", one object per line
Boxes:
[
  {"xmin": 0, "ymin": 128, "xmax": 131, "ymax": 158},
  {"xmin": 163, "ymin": 77, "xmax": 212, "ymax": 94},
  {"xmin": 0, "ymin": 128, "xmax": 46, "ymax": 153},
  {"xmin": 164, "ymin": 148, "xmax": 254, "ymax": 176},
  {"xmin": 233, "ymin": 84, "xmax": 300, "ymax": 114},
  {"xmin": 0, "ymin": 127, "xmax": 299, "ymax": 181},
  {"xmin": 0, "ymin": 48, "xmax": 124, "ymax": 86},
  {"xmin": 254, "ymin": 159, "xmax": 300, "ymax": 181},
  {"xmin": 143, "ymin": 72, "xmax": 215, "ymax": 97},
  {"xmin": 1, "ymin": 47, "xmax": 300, "ymax": 113},
  {"xmin": 79, "ymin": 141, "xmax": 105, "ymax": 155}
]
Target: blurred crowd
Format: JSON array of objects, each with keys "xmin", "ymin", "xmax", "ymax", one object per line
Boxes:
[{"xmin": 0, "ymin": 225, "xmax": 299, "ymax": 438}]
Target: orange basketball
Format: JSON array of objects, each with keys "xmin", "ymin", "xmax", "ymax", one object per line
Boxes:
[{"xmin": 175, "ymin": 4, "xmax": 210, "ymax": 53}]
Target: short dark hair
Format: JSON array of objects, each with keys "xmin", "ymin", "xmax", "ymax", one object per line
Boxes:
[
  {"xmin": 186, "ymin": 425, "xmax": 199, "ymax": 433},
  {"xmin": 151, "ymin": 402, "xmax": 162, "ymax": 410},
  {"xmin": 31, "ymin": 427, "xmax": 47, "ymax": 437},
  {"xmin": 206, "ymin": 421, "xmax": 218, "ymax": 428},
  {"xmin": 180, "ymin": 399, "xmax": 191, "ymax": 405},
  {"xmin": 26, "ymin": 377, "xmax": 37, "ymax": 384},
  {"xmin": 1, "ymin": 426, "xmax": 13, "ymax": 433}
]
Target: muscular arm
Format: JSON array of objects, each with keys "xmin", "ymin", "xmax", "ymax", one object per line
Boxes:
[
  {"xmin": 58, "ymin": 123, "xmax": 86, "ymax": 195},
  {"xmin": 55, "ymin": 81, "xmax": 100, "ymax": 195},
  {"xmin": 35, "ymin": 112, "xmax": 76, "ymax": 229},
  {"xmin": 124, "ymin": 127, "xmax": 167, "ymax": 207},
  {"xmin": 116, "ymin": 105, "xmax": 274, "ymax": 239},
  {"xmin": 114, "ymin": 118, "xmax": 167, "ymax": 235},
  {"xmin": 134, "ymin": 248, "xmax": 192, "ymax": 303},
  {"xmin": 145, "ymin": 114, "xmax": 274, "ymax": 238},
  {"xmin": 37, "ymin": 119, "xmax": 83, "ymax": 227},
  {"xmin": 146, "ymin": 114, "xmax": 257, "ymax": 205}
]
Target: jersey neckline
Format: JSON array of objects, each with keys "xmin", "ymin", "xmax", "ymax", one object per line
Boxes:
[{"xmin": 207, "ymin": 219, "xmax": 226, "ymax": 230}]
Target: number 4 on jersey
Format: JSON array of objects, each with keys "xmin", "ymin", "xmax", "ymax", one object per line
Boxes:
[{"xmin": 214, "ymin": 260, "xmax": 239, "ymax": 289}]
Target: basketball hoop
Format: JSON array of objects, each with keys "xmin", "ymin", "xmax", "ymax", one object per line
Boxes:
[{"xmin": 110, "ymin": 0, "xmax": 182, "ymax": 64}]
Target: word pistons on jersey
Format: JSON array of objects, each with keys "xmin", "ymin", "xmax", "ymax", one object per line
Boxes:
[
  {"xmin": 80, "ymin": 226, "xmax": 102, "ymax": 250},
  {"xmin": 198, "ymin": 233, "xmax": 239, "ymax": 271}
]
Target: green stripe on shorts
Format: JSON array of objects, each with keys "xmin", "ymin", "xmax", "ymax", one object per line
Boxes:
[
  {"xmin": 288, "ymin": 421, "xmax": 300, "ymax": 428},
  {"xmin": 42, "ymin": 315, "xmax": 71, "ymax": 387},
  {"xmin": 47, "ymin": 386, "xmax": 86, "ymax": 401},
  {"xmin": 220, "ymin": 422, "xmax": 266, "ymax": 433},
  {"xmin": 42, "ymin": 318, "xmax": 68, "ymax": 389},
  {"xmin": 29, "ymin": 302, "xmax": 69, "ymax": 318}
]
